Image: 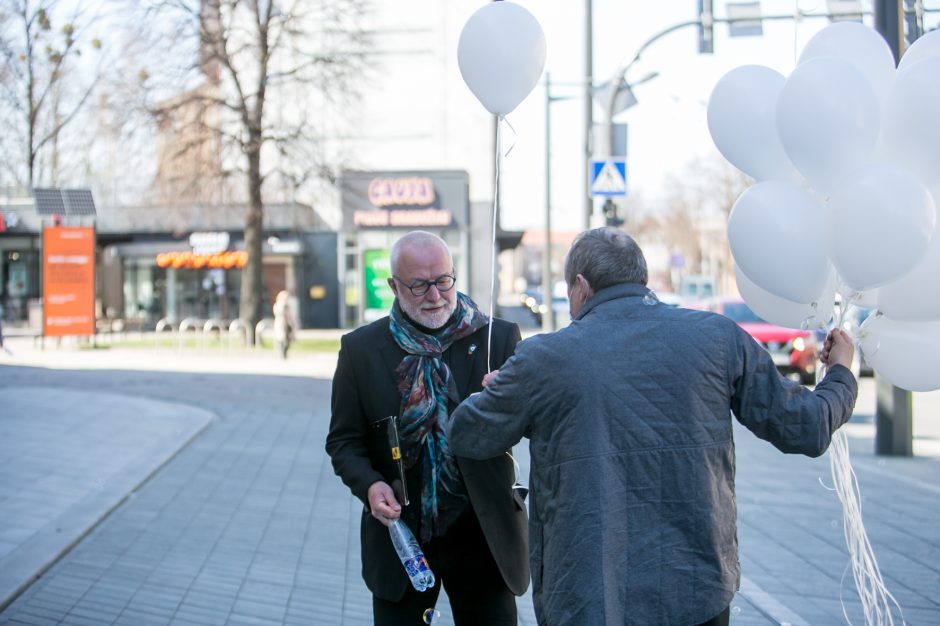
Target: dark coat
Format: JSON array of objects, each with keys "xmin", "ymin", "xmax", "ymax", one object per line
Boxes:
[
  {"xmin": 325, "ymin": 315, "xmax": 530, "ymax": 601},
  {"xmin": 448, "ymin": 283, "xmax": 858, "ymax": 625}
]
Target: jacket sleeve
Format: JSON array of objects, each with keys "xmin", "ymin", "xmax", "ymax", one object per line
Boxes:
[
  {"xmin": 729, "ymin": 326, "xmax": 858, "ymax": 458},
  {"xmin": 325, "ymin": 334, "xmax": 385, "ymax": 506},
  {"xmin": 447, "ymin": 339, "xmax": 533, "ymax": 460}
]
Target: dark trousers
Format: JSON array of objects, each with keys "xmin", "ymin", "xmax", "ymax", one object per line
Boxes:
[
  {"xmin": 697, "ymin": 606, "xmax": 730, "ymax": 626},
  {"xmin": 373, "ymin": 511, "xmax": 516, "ymax": 626}
]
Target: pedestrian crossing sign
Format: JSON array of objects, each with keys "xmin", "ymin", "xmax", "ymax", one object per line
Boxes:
[{"xmin": 590, "ymin": 158, "xmax": 627, "ymax": 197}]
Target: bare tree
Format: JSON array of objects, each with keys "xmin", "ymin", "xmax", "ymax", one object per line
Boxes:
[
  {"xmin": 135, "ymin": 0, "xmax": 370, "ymax": 341},
  {"xmin": 657, "ymin": 156, "xmax": 753, "ymax": 294},
  {"xmin": 0, "ymin": 0, "xmax": 104, "ymax": 188}
]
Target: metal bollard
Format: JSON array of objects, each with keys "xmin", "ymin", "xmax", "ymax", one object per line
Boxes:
[
  {"xmin": 228, "ymin": 319, "xmax": 249, "ymax": 350},
  {"xmin": 203, "ymin": 318, "xmax": 224, "ymax": 350},
  {"xmin": 254, "ymin": 318, "xmax": 274, "ymax": 350},
  {"xmin": 178, "ymin": 317, "xmax": 199, "ymax": 351},
  {"xmin": 155, "ymin": 318, "xmax": 175, "ymax": 349}
]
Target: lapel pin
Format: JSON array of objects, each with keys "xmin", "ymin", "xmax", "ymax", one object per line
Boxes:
[{"xmin": 468, "ymin": 343, "xmax": 477, "ymax": 355}]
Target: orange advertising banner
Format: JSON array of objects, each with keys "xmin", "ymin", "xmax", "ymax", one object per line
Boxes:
[{"xmin": 43, "ymin": 226, "xmax": 96, "ymax": 337}]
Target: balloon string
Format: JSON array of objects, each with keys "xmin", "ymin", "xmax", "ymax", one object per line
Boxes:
[
  {"xmin": 820, "ymin": 293, "xmax": 904, "ymax": 625},
  {"xmin": 828, "ymin": 429, "xmax": 906, "ymax": 625},
  {"xmin": 501, "ymin": 116, "xmax": 518, "ymax": 157},
  {"xmin": 487, "ymin": 116, "xmax": 502, "ymax": 374}
]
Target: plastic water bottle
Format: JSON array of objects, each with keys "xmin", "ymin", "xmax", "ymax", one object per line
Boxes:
[{"xmin": 389, "ymin": 519, "xmax": 435, "ymax": 592}]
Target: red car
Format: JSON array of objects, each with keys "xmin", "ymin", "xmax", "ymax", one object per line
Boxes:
[{"xmin": 694, "ymin": 298, "xmax": 818, "ymax": 384}]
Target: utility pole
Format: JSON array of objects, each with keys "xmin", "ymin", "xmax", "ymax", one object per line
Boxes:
[
  {"xmin": 543, "ymin": 75, "xmax": 556, "ymax": 332},
  {"xmin": 583, "ymin": 0, "xmax": 594, "ymax": 230},
  {"xmin": 873, "ymin": 0, "xmax": 914, "ymax": 457}
]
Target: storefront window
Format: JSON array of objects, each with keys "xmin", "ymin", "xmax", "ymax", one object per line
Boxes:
[
  {"xmin": 169, "ymin": 267, "xmax": 238, "ymax": 320},
  {"xmin": 2, "ymin": 249, "xmax": 40, "ymax": 323},
  {"xmin": 122, "ymin": 259, "xmax": 166, "ymax": 323}
]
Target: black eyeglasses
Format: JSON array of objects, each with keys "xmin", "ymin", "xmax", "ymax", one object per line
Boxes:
[{"xmin": 392, "ymin": 272, "xmax": 456, "ymax": 297}]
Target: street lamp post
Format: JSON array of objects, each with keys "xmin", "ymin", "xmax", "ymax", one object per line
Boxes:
[
  {"xmin": 543, "ymin": 74, "xmax": 556, "ymax": 332},
  {"xmin": 584, "ymin": 0, "xmax": 594, "ymax": 231},
  {"xmin": 873, "ymin": 0, "xmax": 914, "ymax": 457}
]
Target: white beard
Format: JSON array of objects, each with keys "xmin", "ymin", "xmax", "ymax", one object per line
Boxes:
[{"xmin": 399, "ymin": 296, "xmax": 457, "ymax": 329}]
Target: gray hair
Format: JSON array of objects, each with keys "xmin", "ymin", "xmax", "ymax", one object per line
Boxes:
[
  {"xmin": 564, "ymin": 227, "xmax": 648, "ymax": 290},
  {"xmin": 390, "ymin": 231, "xmax": 452, "ymax": 275}
]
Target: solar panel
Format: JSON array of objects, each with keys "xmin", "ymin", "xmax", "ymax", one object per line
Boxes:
[
  {"xmin": 32, "ymin": 188, "xmax": 65, "ymax": 215},
  {"xmin": 31, "ymin": 187, "xmax": 97, "ymax": 216},
  {"xmin": 63, "ymin": 189, "xmax": 97, "ymax": 215}
]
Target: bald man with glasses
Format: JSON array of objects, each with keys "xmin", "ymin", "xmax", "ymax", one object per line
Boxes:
[{"xmin": 326, "ymin": 231, "xmax": 529, "ymax": 625}]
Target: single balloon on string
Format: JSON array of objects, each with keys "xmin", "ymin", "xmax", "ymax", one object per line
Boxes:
[
  {"xmin": 457, "ymin": 1, "xmax": 546, "ymax": 116},
  {"xmin": 456, "ymin": 1, "xmax": 547, "ymax": 369}
]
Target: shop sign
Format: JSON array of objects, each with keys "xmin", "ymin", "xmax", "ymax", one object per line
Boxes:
[
  {"xmin": 363, "ymin": 248, "xmax": 394, "ymax": 312},
  {"xmin": 368, "ymin": 177, "xmax": 436, "ymax": 206},
  {"xmin": 189, "ymin": 231, "xmax": 230, "ymax": 255},
  {"xmin": 342, "ymin": 172, "xmax": 467, "ymax": 231},
  {"xmin": 353, "ymin": 208, "xmax": 453, "ymax": 227},
  {"xmin": 43, "ymin": 226, "xmax": 95, "ymax": 337},
  {"xmin": 156, "ymin": 250, "xmax": 247, "ymax": 269}
]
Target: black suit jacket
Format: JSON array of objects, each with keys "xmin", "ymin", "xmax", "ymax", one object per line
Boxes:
[{"xmin": 326, "ymin": 315, "xmax": 529, "ymax": 601}]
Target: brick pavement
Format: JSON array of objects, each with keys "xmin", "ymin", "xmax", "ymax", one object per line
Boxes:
[{"xmin": 0, "ymin": 336, "xmax": 937, "ymax": 624}]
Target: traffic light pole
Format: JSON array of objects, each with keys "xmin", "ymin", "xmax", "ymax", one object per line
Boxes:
[{"xmin": 873, "ymin": 0, "xmax": 914, "ymax": 457}]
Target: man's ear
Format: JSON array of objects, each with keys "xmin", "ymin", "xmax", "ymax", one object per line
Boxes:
[
  {"xmin": 387, "ymin": 277, "xmax": 399, "ymax": 297},
  {"xmin": 576, "ymin": 274, "xmax": 593, "ymax": 299}
]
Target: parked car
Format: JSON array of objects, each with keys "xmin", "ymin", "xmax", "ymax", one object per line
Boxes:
[
  {"xmin": 695, "ymin": 297, "xmax": 819, "ymax": 384},
  {"xmin": 520, "ymin": 287, "xmax": 570, "ymax": 326}
]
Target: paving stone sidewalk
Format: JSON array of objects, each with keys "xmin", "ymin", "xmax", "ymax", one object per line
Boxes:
[
  {"xmin": 0, "ymin": 340, "xmax": 937, "ymax": 625},
  {"xmin": 0, "ymin": 386, "xmax": 213, "ymax": 613}
]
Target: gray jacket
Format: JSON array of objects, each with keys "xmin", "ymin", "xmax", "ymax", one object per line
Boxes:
[{"xmin": 447, "ymin": 283, "xmax": 857, "ymax": 626}]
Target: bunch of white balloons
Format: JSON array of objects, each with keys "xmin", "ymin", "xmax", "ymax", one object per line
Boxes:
[{"xmin": 708, "ymin": 23, "xmax": 940, "ymax": 392}]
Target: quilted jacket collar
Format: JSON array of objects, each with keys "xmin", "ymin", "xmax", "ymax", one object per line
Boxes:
[{"xmin": 574, "ymin": 282, "xmax": 650, "ymax": 320}]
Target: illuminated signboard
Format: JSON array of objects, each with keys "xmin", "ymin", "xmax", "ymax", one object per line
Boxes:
[
  {"xmin": 368, "ymin": 177, "xmax": 436, "ymax": 206},
  {"xmin": 341, "ymin": 170, "xmax": 469, "ymax": 231},
  {"xmin": 156, "ymin": 251, "xmax": 247, "ymax": 269},
  {"xmin": 363, "ymin": 248, "xmax": 395, "ymax": 312},
  {"xmin": 43, "ymin": 226, "xmax": 95, "ymax": 337}
]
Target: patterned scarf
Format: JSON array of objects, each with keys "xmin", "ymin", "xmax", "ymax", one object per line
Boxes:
[{"xmin": 389, "ymin": 292, "xmax": 488, "ymax": 543}]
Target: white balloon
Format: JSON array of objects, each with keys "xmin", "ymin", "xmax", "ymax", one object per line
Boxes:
[
  {"xmin": 858, "ymin": 315, "xmax": 940, "ymax": 391},
  {"xmin": 854, "ymin": 289, "xmax": 879, "ymax": 309},
  {"xmin": 735, "ymin": 265, "xmax": 835, "ymax": 330},
  {"xmin": 878, "ymin": 222, "xmax": 940, "ymax": 321},
  {"xmin": 728, "ymin": 181, "xmax": 829, "ymax": 303},
  {"xmin": 827, "ymin": 163, "xmax": 936, "ymax": 291},
  {"xmin": 457, "ymin": 2, "xmax": 546, "ymax": 116},
  {"xmin": 776, "ymin": 57, "xmax": 880, "ymax": 193},
  {"xmin": 798, "ymin": 22, "xmax": 896, "ymax": 103},
  {"xmin": 882, "ymin": 55, "xmax": 940, "ymax": 188},
  {"xmin": 707, "ymin": 65, "xmax": 801, "ymax": 182},
  {"xmin": 898, "ymin": 28, "xmax": 940, "ymax": 70}
]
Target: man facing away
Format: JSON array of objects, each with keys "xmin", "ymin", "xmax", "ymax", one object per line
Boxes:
[
  {"xmin": 326, "ymin": 231, "xmax": 528, "ymax": 625},
  {"xmin": 446, "ymin": 227, "xmax": 858, "ymax": 626}
]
